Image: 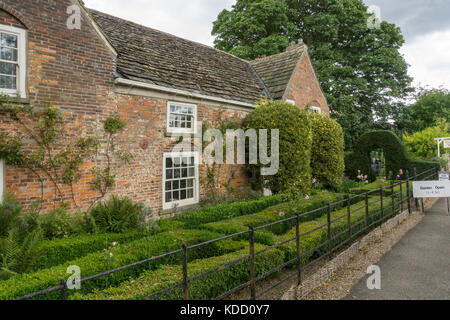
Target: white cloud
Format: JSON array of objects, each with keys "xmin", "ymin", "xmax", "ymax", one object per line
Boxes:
[
  {"xmin": 83, "ymin": 0, "xmax": 235, "ymax": 46},
  {"xmin": 401, "ymin": 30, "xmax": 450, "ymax": 89}
]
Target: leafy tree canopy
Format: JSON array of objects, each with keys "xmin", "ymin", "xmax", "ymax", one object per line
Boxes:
[
  {"xmin": 396, "ymin": 88, "xmax": 450, "ymax": 134},
  {"xmin": 212, "ymin": 0, "xmax": 413, "ymax": 150}
]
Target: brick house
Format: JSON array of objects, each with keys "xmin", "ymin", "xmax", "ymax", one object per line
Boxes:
[{"xmin": 0, "ymin": 0, "xmax": 329, "ymax": 217}]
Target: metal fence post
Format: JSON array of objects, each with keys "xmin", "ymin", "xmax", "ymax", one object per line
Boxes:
[
  {"xmin": 391, "ymin": 183, "xmax": 395, "ymax": 218},
  {"xmin": 327, "ymin": 204, "xmax": 332, "ymax": 254},
  {"xmin": 347, "ymin": 196, "xmax": 352, "ymax": 241},
  {"xmin": 380, "ymin": 187, "xmax": 384, "ymax": 223},
  {"xmin": 406, "ymin": 170, "xmax": 411, "ymax": 214},
  {"xmin": 399, "ymin": 181, "xmax": 403, "ymax": 213},
  {"xmin": 182, "ymin": 244, "xmax": 189, "ymax": 300},
  {"xmin": 365, "ymin": 192, "xmax": 369, "ymax": 229},
  {"xmin": 413, "ymin": 167, "xmax": 419, "ymax": 210},
  {"xmin": 60, "ymin": 279, "xmax": 67, "ymax": 300},
  {"xmin": 249, "ymin": 226, "xmax": 256, "ymax": 300},
  {"xmin": 296, "ymin": 214, "xmax": 302, "ymax": 285}
]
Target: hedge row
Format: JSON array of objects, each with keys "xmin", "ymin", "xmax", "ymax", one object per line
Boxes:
[
  {"xmin": 277, "ymin": 195, "xmax": 402, "ymax": 264},
  {"xmin": 33, "ymin": 219, "xmax": 184, "ymax": 271},
  {"xmin": 174, "ymin": 193, "xmax": 291, "ymax": 228},
  {"xmin": 34, "ymin": 232, "xmax": 146, "ymax": 271},
  {"xmin": 0, "ymin": 230, "xmax": 246, "ymax": 300},
  {"xmin": 71, "ymin": 245, "xmax": 284, "ymax": 300},
  {"xmin": 349, "ymin": 180, "xmax": 408, "ymax": 197},
  {"xmin": 200, "ymin": 192, "xmax": 350, "ymax": 244}
]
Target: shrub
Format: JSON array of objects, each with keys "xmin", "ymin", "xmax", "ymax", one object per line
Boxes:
[
  {"xmin": 345, "ymin": 130, "xmax": 440, "ymax": 181},
  {"xmin": 309, "ymin": 114, "xmax": 345, "ymax": 188},
  {"xmin": 71, "ymin": 245, "xmax": 284, "ymax": 300},
  {"xmin": 0, "ymin": 194, "xmax": 22, "ymax": 237},
  {"xmin": 0, "ymin": 229, "xmax": 245, "ymax": 299},
  {"xmin": 89, "ymin": 196, "xmax": 143, "ymax": 233},
  {"xmin": 38, "ymin": 206, "xmax": 86, "ymax": 239},
  {"xmin": 174, "ymin": 193, "xmax": 291, "ymax": 228},
  {"xmin": 242, "ymin": 100, "xmax": 312, "ymax": 196}
]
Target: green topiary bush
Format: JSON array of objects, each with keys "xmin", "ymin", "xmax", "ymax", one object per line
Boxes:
[
  {"xmin": 309, "ymin": 114, "xmax": 345, "ymax": 188},
  {"xmin": 242, "ymin": 100, "xmax": 312, "ymax": 197},
  {"xmin": 345, "ymin": 130, "xmax": 440, "ymax": 180}
]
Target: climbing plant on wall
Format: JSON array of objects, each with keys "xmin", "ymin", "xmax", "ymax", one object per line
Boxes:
[{"xmin": 0, "ymin": 95, "xmax": 132, "ymax": 210}]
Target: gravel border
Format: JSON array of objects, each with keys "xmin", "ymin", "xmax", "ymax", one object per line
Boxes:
[{"xmin": 301, "ymin": 198, "xmax": 438, "ymax": 300}]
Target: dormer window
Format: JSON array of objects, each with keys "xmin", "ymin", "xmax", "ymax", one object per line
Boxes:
[{"xmin": 0, "ymin": 25, "xmax": 26, "ymax": 98}]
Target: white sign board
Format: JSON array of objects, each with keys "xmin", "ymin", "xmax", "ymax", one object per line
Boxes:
[
  {"xmin": 439, "ymin": 172, "xmax": 450, "ymax": 181},
  {"xmin": 413, "ymin": 181, "xmax": 450, "ymax": 198},
  {"xmin": 445, "ymin": 140, "xmax": 450, "ymax": 149}
]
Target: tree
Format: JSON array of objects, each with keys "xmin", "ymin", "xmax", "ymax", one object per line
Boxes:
[
  {"xmin": 212, "ymin": 0, "xmax": 297, "ymax": 60},
  {"xmin": 403, "ymin": 118, "xmax": 450, "ymax": 159},
  {"xmin": 396, "ymin": 88, "xmax": 450, "ymax": 134},
  {"xmin": 212, "ymin": 0, "xmax": 413, "ymax": 150}
]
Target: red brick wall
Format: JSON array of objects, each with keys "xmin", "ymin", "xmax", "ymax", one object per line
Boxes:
[
  {"xmin": 283, "ymin": 52, "xmax": 329, "ymax": 115},
  {"xmin": 0, "ymin": 0, "xmax": 327, "ymax": 217}
]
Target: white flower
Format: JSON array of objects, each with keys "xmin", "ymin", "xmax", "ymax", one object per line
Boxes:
[{"xmin": 109, "ymin": 253, "xmax": 113, "ymax": 258}]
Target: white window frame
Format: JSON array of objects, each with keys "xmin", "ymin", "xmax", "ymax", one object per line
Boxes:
[
  {"xmin": 0, "ymin": 160, "xmax": 5, "ymax": 203},
  {"xmin": 309, "ymin": 106, "xmax": 322, "ymax": 114},
  {"xmin": 285, "ymin": 99, "xmax": 296, "ymax": 105},
  {"xmin": 162, "ymin": 151, "xmax": 200, "ymax": 210},
  {"xmin": 0, "ymin": 25, "xmax": 27, "ymax": 98},
  {"xmin": 166, "ymin": 101, "xmax": 197, "ymax": 134}
]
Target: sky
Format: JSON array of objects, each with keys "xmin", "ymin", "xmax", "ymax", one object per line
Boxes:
[{"xmin": 83, "ymin": 0, "xmax": 450, "ymax": 90}]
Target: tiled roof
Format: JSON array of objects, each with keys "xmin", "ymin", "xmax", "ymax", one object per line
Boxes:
[
  {"xmin": 250, "ymin": 43, "xmax": 306, "ymax": 100},
  {"xmin": 88, "ymin": 9, "xmax": 268, "ymax": 105}
]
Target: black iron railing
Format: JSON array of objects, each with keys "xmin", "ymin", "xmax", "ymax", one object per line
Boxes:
[{"xmin": 16, "ymin": 167, "xmax": 438, "ymax": 301}]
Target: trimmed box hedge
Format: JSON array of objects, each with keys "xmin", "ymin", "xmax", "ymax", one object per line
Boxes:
[
  {"xmin": 200, "ymin": 192, "xmax": 349, "ymax": 243},
  {"xmin": 174, "ymin": 194, "xmax": 291, "ymax": 228},
  {"xmin": 33, "ymin": 219, "xmax": 185, "ymax": 271},
  {"xmin": 0, "ymin": 229, "xmax": 245, "ymax": 300},
  {"xmin": 71, "ymin": 245, "xmax": 284, "ymax": 300},
  {"xmin": 278, "ymin": 195, "xmax": 402, "ymax": 263},
  {"xmin": 34, "ymin": 232, "xmax": 146, "ymax": 271}
]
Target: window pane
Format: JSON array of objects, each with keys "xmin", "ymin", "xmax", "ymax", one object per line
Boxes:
[
  {"xmin": 173, "ymin": 180, "xmax": 179, "ymax": 190},
  {"xmin": 166, "ymin": 169, "xmax": 173, "ymax": 179},
  {"xmin": 180, "ymin": 180, "xmax": 186, "ymax": 189},
  {"xmin": 173, "ymin": 191, "xmax": 179, "ymax": 200},
  {"xmin": 182, "ymin": 168, "xmax": 188, "ymax": 178},
  {"xmin": 165, "ymin": 181, "xmax": 172, "ymax": 191},
  {"xmin": 189, "ymin": 167, "xmax": 195, "ymax": 177},
  {"xmin": 187, "ymin": 188, "xmax": 194, "ymax": 198},
  {"xmin": 187, "ymin": 179, "xmax": 193, "ymax": 188},
  {"xmin": 180, "ymin": 189, "xmax": 187, "ymax": 200},
  {"xmin": 190, "ymin": 157, "xmax": 195, "ymax": 165},
  {"xmin": 0, "ymin": 62, "xmax": 16, "ymax": 75},
  {"xmin": 166, "ymin": 158, "xmax": 173, "ymax": 168},
  {"xmin": 174, "ymin": 169, "xmax": 180, "ymax": 178},
  {"xmin": 174, "ymin": 157, "xmax": 181, "ymax": 167},
  {"xmin": 165, "ymin": 192, "xmax": 172, "ymax": 203},
  {"xmin": 0, "ymin": 75, "xmax": 16, "ymax": 89},
  {"xmin": 0, "ymin": 47, "xmax": 17, "ymax": 61},
  {"xmin": 1, "ymin": 33, "xmax": 17, "ymax": 48}
]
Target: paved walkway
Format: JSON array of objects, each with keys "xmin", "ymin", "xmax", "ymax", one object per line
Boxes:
[{"xmin": 345, "ymin": 198, "xmax": 450, "ymax": 300}]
